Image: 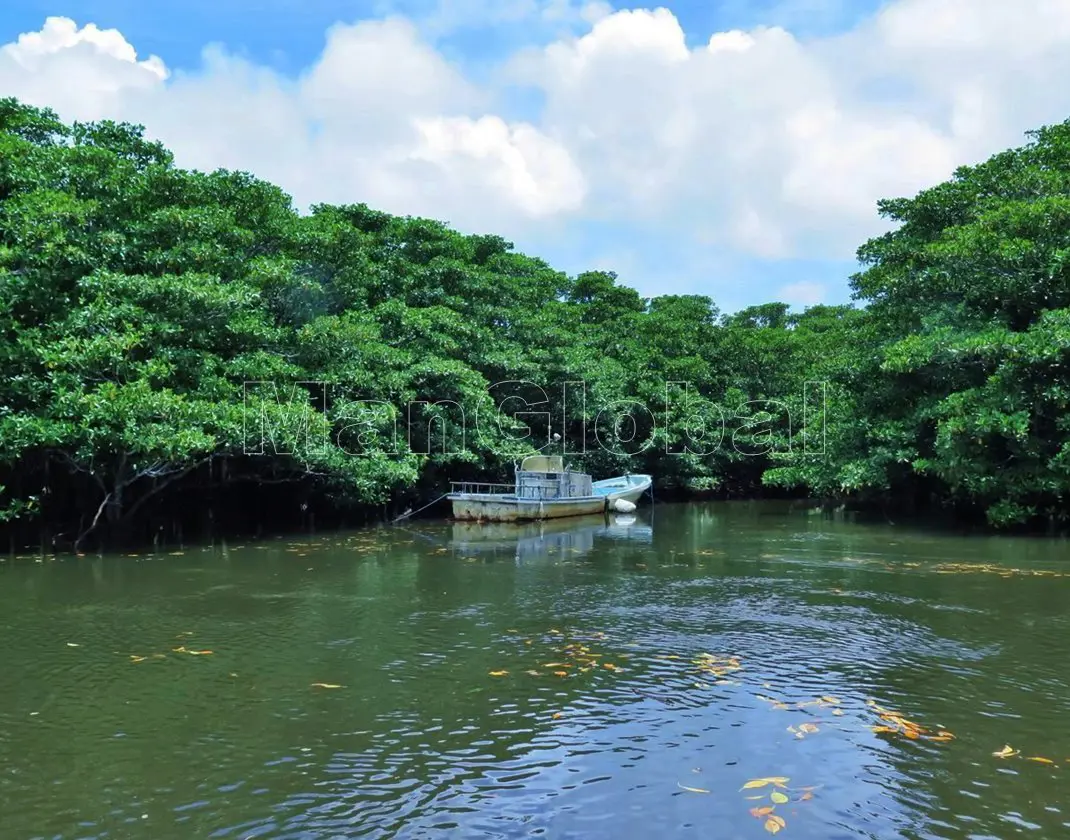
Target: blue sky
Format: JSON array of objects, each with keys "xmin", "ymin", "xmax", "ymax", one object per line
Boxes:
[
  {"xmin": 4, "ymin": 0, "xmax": 882, "ymax": 73},
  {"xmin": 4, "ymin": 0, "xmax": 1062, "ymax": 313}
]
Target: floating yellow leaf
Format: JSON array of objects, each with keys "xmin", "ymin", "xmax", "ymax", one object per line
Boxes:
[
  {"xmin": 552, "ymin": 712, "xmax": 563, "ymax": 719},
  {"xmin": 676, "ymin": 783, "xmax": 710, "ymax": 794},
  {"xmin": 821, "ymin": 695, "xmax": 840, "ymax": 704},
  {"xmin": 770, "ymin": 791, "xmax": 789, "ymax": 804},
  {"xmin": 489, "ymin": 670, "xmax": 508, "ymax": 677},
  {"xmin": 799, "ymin": 723, "xmax": 819, "ymax": 734},
  {"xmin": 741, "ymin": 777, "xmax": 789, "ymax": 790},
  {"xmin": 750, "ymin": 806, "xmax": 774, "ymax": 817},
  {"xmin": 993, "ymin": 745, "xmax": 1019, "ymax": 758},
  {"xmin": 800, "ymin": 791, "xmax": 814, "ymax": 801},
  {"xmin": 1026, "ymin": 756, "xmax": 1055, "ymax": 764},
  {"xmin": 310, "ymin": 683, "xmax": 342, "ymax": 689},
  {"xmin": 764, "ymin": 815, "xmax": 786, "ymax": 834},
  {"xmin": 554, "ymin": 670, "xmax": 568, "ymax": 677},
  {"xmin": 188, "ymin": 650, "xmax": 213, "ymax": 656},
  {"xmin": 603, "ymin": 663, "xmax": 618, "ymax": 670}
]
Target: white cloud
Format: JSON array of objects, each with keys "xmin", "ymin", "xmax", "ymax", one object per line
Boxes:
[
  {"xmin": 412, "ymin": 116, "xmax": 586, "ymax": 216},
  {"xmin": 777, "ymin": 281, "xmax": 827, "ymax": 308},
  {"xmin": 0, "ymin": 16, "xmax": 166, "ymax": 121},
  {"xmin": 1, "ymin": 3, "xmax": 1070, "ymax": 303}
]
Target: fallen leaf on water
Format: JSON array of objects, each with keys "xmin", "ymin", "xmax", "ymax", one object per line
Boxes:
[
  {"xmin": 741, "ymin": 777, "xmax": 789, "ymax": 790},
  {"xmin": 489, "ymin": 670, "xmax": 508, "ymax": 677},
  {"xmin": 310, "ymin": 683, "xmax": 342, "ymax": 689},
  {"xmin": 750, "ymin": 806, "xmax": 774, "ymax": 818},
  {"xmin": 799, "ymin": 723, "xmax": 819, "ymax": 734},
  {"xmin": 832, "ymin": 709, "xmax": 845, "ymax": 716},
  {"xmin": 525, "ymin": 670, "xmax": 541, "ymax": 676},
  {"xmin": 800, "ymin": 791, "xmax": 814, "ymax": 801},
  {"xmin": 603, "ymin": 663, "xmax": 619, "ymax": 670},
  {"xmin": 552, "ymin": 712, "xmax": 563, "ymax": 719},
  {"xmin": 872, "ymin": 726, "xmax": 898, "ymax": 734},
  {"xmin": 676, "ymin": 783, "xmax": 710, "ymax": 794},
  {"xmin": 770, "ymin": 791, "xmax": 789, "ymax": 804},
  {"xmin": 187, "ymin": 650, "xmax": 213, "ymax": 656},
  {"xmin": 1026, "ymin": 756, "xmax": 1055, "ymax": 764},
  {"xmin": 554, "ymin": 671, "xmax": 568, "ymax": 677},
  {"xmin": 764, "ymin": 815, "xmax": 786, "ymax": 834},
  {"xmin": 993, "ymin": 745, "xmax": 1019, "ymax": 758}
]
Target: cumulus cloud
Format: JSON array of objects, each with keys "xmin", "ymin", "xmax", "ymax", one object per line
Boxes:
[{"xmin": 1, "ymin": 2, "xmax": 1070, "ymax": 305}]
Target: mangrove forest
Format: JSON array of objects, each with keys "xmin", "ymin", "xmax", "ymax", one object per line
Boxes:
[{"xmin": 2, "ymin": 96, "xmax": 1070, "ymax": 548}]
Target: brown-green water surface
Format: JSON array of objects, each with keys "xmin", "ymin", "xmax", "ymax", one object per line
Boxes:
[{"xmin": 2, "ymin": 502, "xmax": 1069, "ymax": 839}]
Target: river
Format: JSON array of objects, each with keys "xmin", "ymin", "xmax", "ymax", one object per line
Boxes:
[{"xmin": 2, "ymin": 501, "xmax": 1068, "ymax": 839}]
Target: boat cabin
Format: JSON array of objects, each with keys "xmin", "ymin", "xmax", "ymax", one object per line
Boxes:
[{"xmin": 515, "ymin": 455, "xmax": 593, "ymax": 501}]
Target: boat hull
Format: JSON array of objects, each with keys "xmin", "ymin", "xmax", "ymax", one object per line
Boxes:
[
  {"xmin": 592, "ymin": 474, "xmax": 653, "ymax": 505},
  {"xmin": 449, "ymin": 494, "xmax": 606, "ymax": 522}
]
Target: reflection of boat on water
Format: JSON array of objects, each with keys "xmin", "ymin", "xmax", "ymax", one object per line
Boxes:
[
  {"xmin": 448, "ymin": 455, "xmax": 652, "ymax": 522},
  {"xmin": 449, "ymin": 513, "xmax": 652, "ymax": 561}
]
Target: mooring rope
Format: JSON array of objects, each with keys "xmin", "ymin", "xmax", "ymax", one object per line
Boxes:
[{"xmin": 390, "ymin": 492, "xmax": 449, "ymax": 524}]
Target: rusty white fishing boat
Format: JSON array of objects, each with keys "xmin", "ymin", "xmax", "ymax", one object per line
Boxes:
[{"xmin": 448, "ymin": 455, "xmax": 652, "ymax": 522}]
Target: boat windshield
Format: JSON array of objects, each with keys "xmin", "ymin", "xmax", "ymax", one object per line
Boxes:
[{"xmin": 519, "ymin": 455, "xmax": 565, "ymax": 473}]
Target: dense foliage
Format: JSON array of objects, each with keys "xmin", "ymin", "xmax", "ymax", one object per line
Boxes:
[{"xmin": 1, "ymin": 98, "xmax": 1068, "ymax": 547}]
